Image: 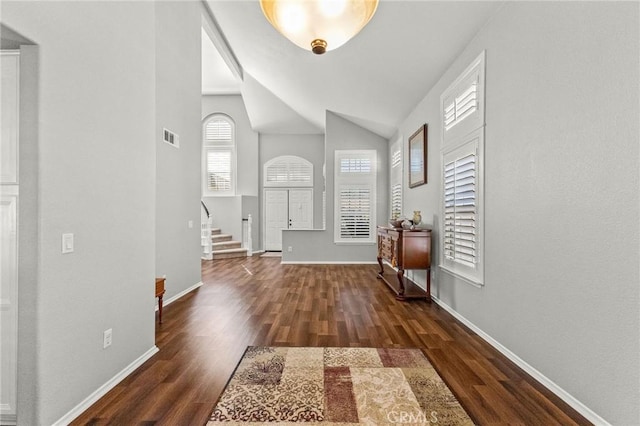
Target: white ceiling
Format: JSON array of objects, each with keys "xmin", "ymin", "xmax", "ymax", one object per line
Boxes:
[{"xmin": 203, "ymin": 1, "xmax": 503, "ymax": 138}]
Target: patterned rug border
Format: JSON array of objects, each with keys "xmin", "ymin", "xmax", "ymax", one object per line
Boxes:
[
  {"xmin": 208, "ymin": 346, "xmax": 475, "ymax": 425},
  {"xmin": 412, "ymin": 346, "xmax": 477, "ymax": 424}
]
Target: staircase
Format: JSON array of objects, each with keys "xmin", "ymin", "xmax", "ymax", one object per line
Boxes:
[{"xmin": 210, "ymin": 228, "xmax": 247, "ymax": 260}]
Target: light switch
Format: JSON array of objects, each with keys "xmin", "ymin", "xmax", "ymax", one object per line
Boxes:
[
  {"xmin": 188, "ymin": 220, "xmax": 194, "ymax": 229},
  {"xmin": 62, "ymin": 233, "xmax": 74, "ymax": 254}
]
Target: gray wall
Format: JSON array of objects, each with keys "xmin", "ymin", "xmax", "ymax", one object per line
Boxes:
[
  {"xmin": 259, "ymin": 133, "xmax": 325, "ymax": 234},
  {"xmin": 282, "ymin": 112, "xmax": 388, "ymax": 262},
  {"xmin": 397, "ymin": 2, "xmax": 639, "ymax": 424},
  {"xmin": 2, "ymin": 2, "xmax": 157, "ymax": 424},
  {"xmin": 155, "ymin": 1, "xmax": 203, "ymax": 300}
]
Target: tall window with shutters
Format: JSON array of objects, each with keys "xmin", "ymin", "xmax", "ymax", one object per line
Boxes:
[
  {"xmin": 440, "ymin": 51, "xmax": 485, "ymax": 285},
  {"xmin": 390, "ymin": 139, "xmax": 402, "ymax": 220},
  {"xmin": 334, "ymin": 150, "xmax": 377, "ymax": 244},
  {"xmin": 202, "ymin": 114, "xmax": 235, "ymax": 196}
]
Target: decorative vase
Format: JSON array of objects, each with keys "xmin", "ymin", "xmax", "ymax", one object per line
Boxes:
[{"xmin": 412, "ymin": 211, "xmax": 422, "ymax": 227}]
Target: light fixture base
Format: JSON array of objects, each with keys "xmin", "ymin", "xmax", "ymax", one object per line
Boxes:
[{"xmin": 311, "ymin": 39, "xmax": 327, "ymax": 55}]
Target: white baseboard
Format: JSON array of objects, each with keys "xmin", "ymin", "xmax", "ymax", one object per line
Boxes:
[
  {"xmin": 53, "ymin": 346, "xmax": 159, "ymax": 426},
  {"xmin": 431, "ymin": 296, "xmax": 611, "ymax": 426},
  {"xmin": 155, "ymin": 281, "xmax": 203, "ymax": 311},
  {"xmin": 280, "ymin": 261, "xmax": 379, "ymax": 265}
]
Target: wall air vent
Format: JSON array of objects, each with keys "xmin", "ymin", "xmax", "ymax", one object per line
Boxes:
[{"xmin": 163, "ymin": 128, "xmax": 179, "ymax": 148}]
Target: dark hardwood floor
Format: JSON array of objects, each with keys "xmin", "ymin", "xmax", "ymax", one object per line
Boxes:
[{"xmin": 72, "ymin": 256, "xmax": 591, "ymax": 425}]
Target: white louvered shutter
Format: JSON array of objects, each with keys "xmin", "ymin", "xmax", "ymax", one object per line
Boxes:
[
  {"xmin": 334, "ymin": 150, "xmax": 376, "ymax": 243},
  {"xmin": 390, "ymin": 141, "xmax": 402, "ymax": 220},
  {"xmin": 205, "ymin": 118, "xmax": 232, "ymax": 144},
  {"xmin": 443, "ymin": 146, "xmax": 477, "ymax": 268},
  {"xmin": 264, "ymin": 156, "xmax": 313, "ymax": 187},
  {"xmin": 203, "ymin": 115, "xmax": 235, "ymax": 196},
  {"xmin": 338, "ymin": 186, "xmax": 371, "ymax": 239},
  {"xmin": 391, "ymin": 183, "xmax": 402, "ymax": 220},
  {"xmin": 206, "ymin": 149, "xmax": 232, "ymax": 192},
  {"xmin": 444, "ymin": 80, "xmax": 478, "ymax": 132}
]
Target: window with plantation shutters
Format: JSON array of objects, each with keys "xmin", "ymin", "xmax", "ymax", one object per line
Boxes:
[
  {"xmin": 264, "ymin": 156, "xmax": 313, "ymax": 187},
  {"xmin": 206, "ymin": 149, "xmax": 232, "ymax": 192},
  {"xmin": 202, "ymin": 114, "xmax": 235, "ymax": 196},
  {"xmin": 444, "ymin": 150, "xmax": 477, "ymax": 267},
  {"xmin": 338, "ymin": 186, "xmax": 371, "ymax": 239},
  {"xmin": 440, "ymin": 52, "xmax": 485, "ymax": 286},
  {"xmin": 389, "ymin": 139, "xmax": 402, "ymax": 220},
  {"xmin": 334, "ymin": 150, "xmax": 376, "ymax": 244},
  {"xmin": 391, "ymin": 183, "xmax": 402, "ymax": 220},
  {"xmin": 205, "ymin": 118, "xmax": 232, "ymax": 144},
  {"xmin": 441, "ymin": 128, "xmax": 484, "ymax": 285},
  {"xmin": 441, "ymin": 51, "xmax": 485, "ymax": 144}
]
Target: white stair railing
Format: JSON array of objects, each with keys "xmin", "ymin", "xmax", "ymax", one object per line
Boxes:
[
  {"xmin": 201, "ymin": 216, "xmax": 213, "ymax": 260},
  {"xmin": 242, "ymin": 214, "xmax": 253, "ymax": 257}
]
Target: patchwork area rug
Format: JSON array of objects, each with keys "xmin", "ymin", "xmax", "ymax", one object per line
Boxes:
[{"xmin": 207, "ymin": 347, "xmax": 473, "ymax": 425}]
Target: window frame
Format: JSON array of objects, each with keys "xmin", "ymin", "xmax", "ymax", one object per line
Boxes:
[
  {"xmin": 389, "ymin": 138, "xmax": 403, "ymax": 220},
  {"xmin": 440, "ymin": 129, "xmax": 484, "ymax": 286},
  {"xmin": 334, "ymin": 149, "xmax": 377, "ymax": 244},
  {"xmin": 441, "ymin": 51, "xmax": 486, "ymax": 145},
  {"xmin": 264, "ymin": 155, "xmax": 314, "ymax": 188},
  {"xmin": 439, "ymin": 51, "xmax": 486, "ymax": 286},
  {"xmin": 202, "ymin": 114, "xmax": 236, "ymax": 197}
]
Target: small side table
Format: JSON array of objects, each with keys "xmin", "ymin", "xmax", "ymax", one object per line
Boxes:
[{"xmin": 155, "ymin": 277, "xmax": 166, "ymax": 324}]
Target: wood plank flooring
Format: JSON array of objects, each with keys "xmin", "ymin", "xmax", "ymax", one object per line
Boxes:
[{"xmin": 72, "ymin": 257, "xmax": 591, "ymax": 425}]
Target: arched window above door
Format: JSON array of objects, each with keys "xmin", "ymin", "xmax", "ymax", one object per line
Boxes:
[{"xmin": 264, "ymin": 155, "xmax": 313, "ymax": 187}]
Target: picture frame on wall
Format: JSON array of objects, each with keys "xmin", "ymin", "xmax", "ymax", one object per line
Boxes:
[{"xmin": 409, "ymin": 124, "xmax": 428, "ymax": 188}]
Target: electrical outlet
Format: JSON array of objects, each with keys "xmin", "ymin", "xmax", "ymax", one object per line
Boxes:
[
  {"xmin": 287, "ymin": 246, "xmax": 293, "ymax": 252},
  {"xmin": 103, "ymin": 328, "xmax": 112, "ymax": 349},
  {"xmin": 62, "ymin": 233, "xmax": 74, "ymax": 254}
]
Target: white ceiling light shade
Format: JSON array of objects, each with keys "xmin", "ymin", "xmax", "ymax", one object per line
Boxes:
[{"xmin": 259, "ymin": 0, "xmax": 379, "ymax": 54}]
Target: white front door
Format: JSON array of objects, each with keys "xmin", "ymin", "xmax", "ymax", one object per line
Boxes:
[
  {"xmin": 288, "ymin": 189, "xmax": 313, "ymax": 229},
  {"xmin": 264, "ymin": 189, "xmax": 313, "ymax": 251},
  {"xmin": 265, "ymin": 190, "xmax": 288, "ymax": 251}
]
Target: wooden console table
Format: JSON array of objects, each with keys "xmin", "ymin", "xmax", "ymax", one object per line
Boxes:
[
  {"xmin": 376, "ymin": 226, "xmax": 432, "ymax": 301},
  {"xmin": 155, "ymin": 277, "xmax": 166, "ymax": 324}
]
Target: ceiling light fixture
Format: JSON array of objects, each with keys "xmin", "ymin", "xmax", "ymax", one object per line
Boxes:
[{"xmin": 259, "ymin": 0, "xmax": 379, "ymax": 55}]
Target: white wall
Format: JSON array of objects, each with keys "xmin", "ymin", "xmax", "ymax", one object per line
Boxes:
[
  {"xmin": 398, "ymin": 2, "xmax": 639, "ymax": 424},
  {"xmin": 2, "ymin": 2, "xmax": 157, "ymax": 424},
  {"xmin": 155, "ymin": 1, "xmax": 203, "ymax": 300},
  {"xmin": 259, "ymin": 133, "xmax": 325, "ymax": 232},
  {"xmin": 282, "ymin": 112, "xmax": 388, "ymax": 262}
]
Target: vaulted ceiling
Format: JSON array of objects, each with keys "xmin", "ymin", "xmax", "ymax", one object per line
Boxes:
[{"xmin": 203, "ymin": 1, "xmax": 503, "ymax": 138}]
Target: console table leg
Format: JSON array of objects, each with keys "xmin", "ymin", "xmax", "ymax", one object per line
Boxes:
[
  {"xmin": 426, "ymin": 268, "xmax": 432, "ymax": 303},
  {"xmin": 376, "ymin": 256, "xmax": 384, "ymax": 277},
  {"xmin": 158, "ymin": 295, "xmax": 163, "ymax": 324},
  {"xmin": 396, "ymin": 268, "xmax": 406, "ymax": 300}
]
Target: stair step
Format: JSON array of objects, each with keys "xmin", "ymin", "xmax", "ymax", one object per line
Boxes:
[
  {"xmin": 211, "ymin": 228, "xmax": 221, "ymax": 235},
  {"xmin": 211, "ymin": 233, "xmax": 232, "ymax": 243},
  {"xmin": 212, "ymin": 241, "xmax": 242, "ymax": 250},
  {"xmin": 211, "ymin": 248, "xmax": 248, "ymax": 260}
]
